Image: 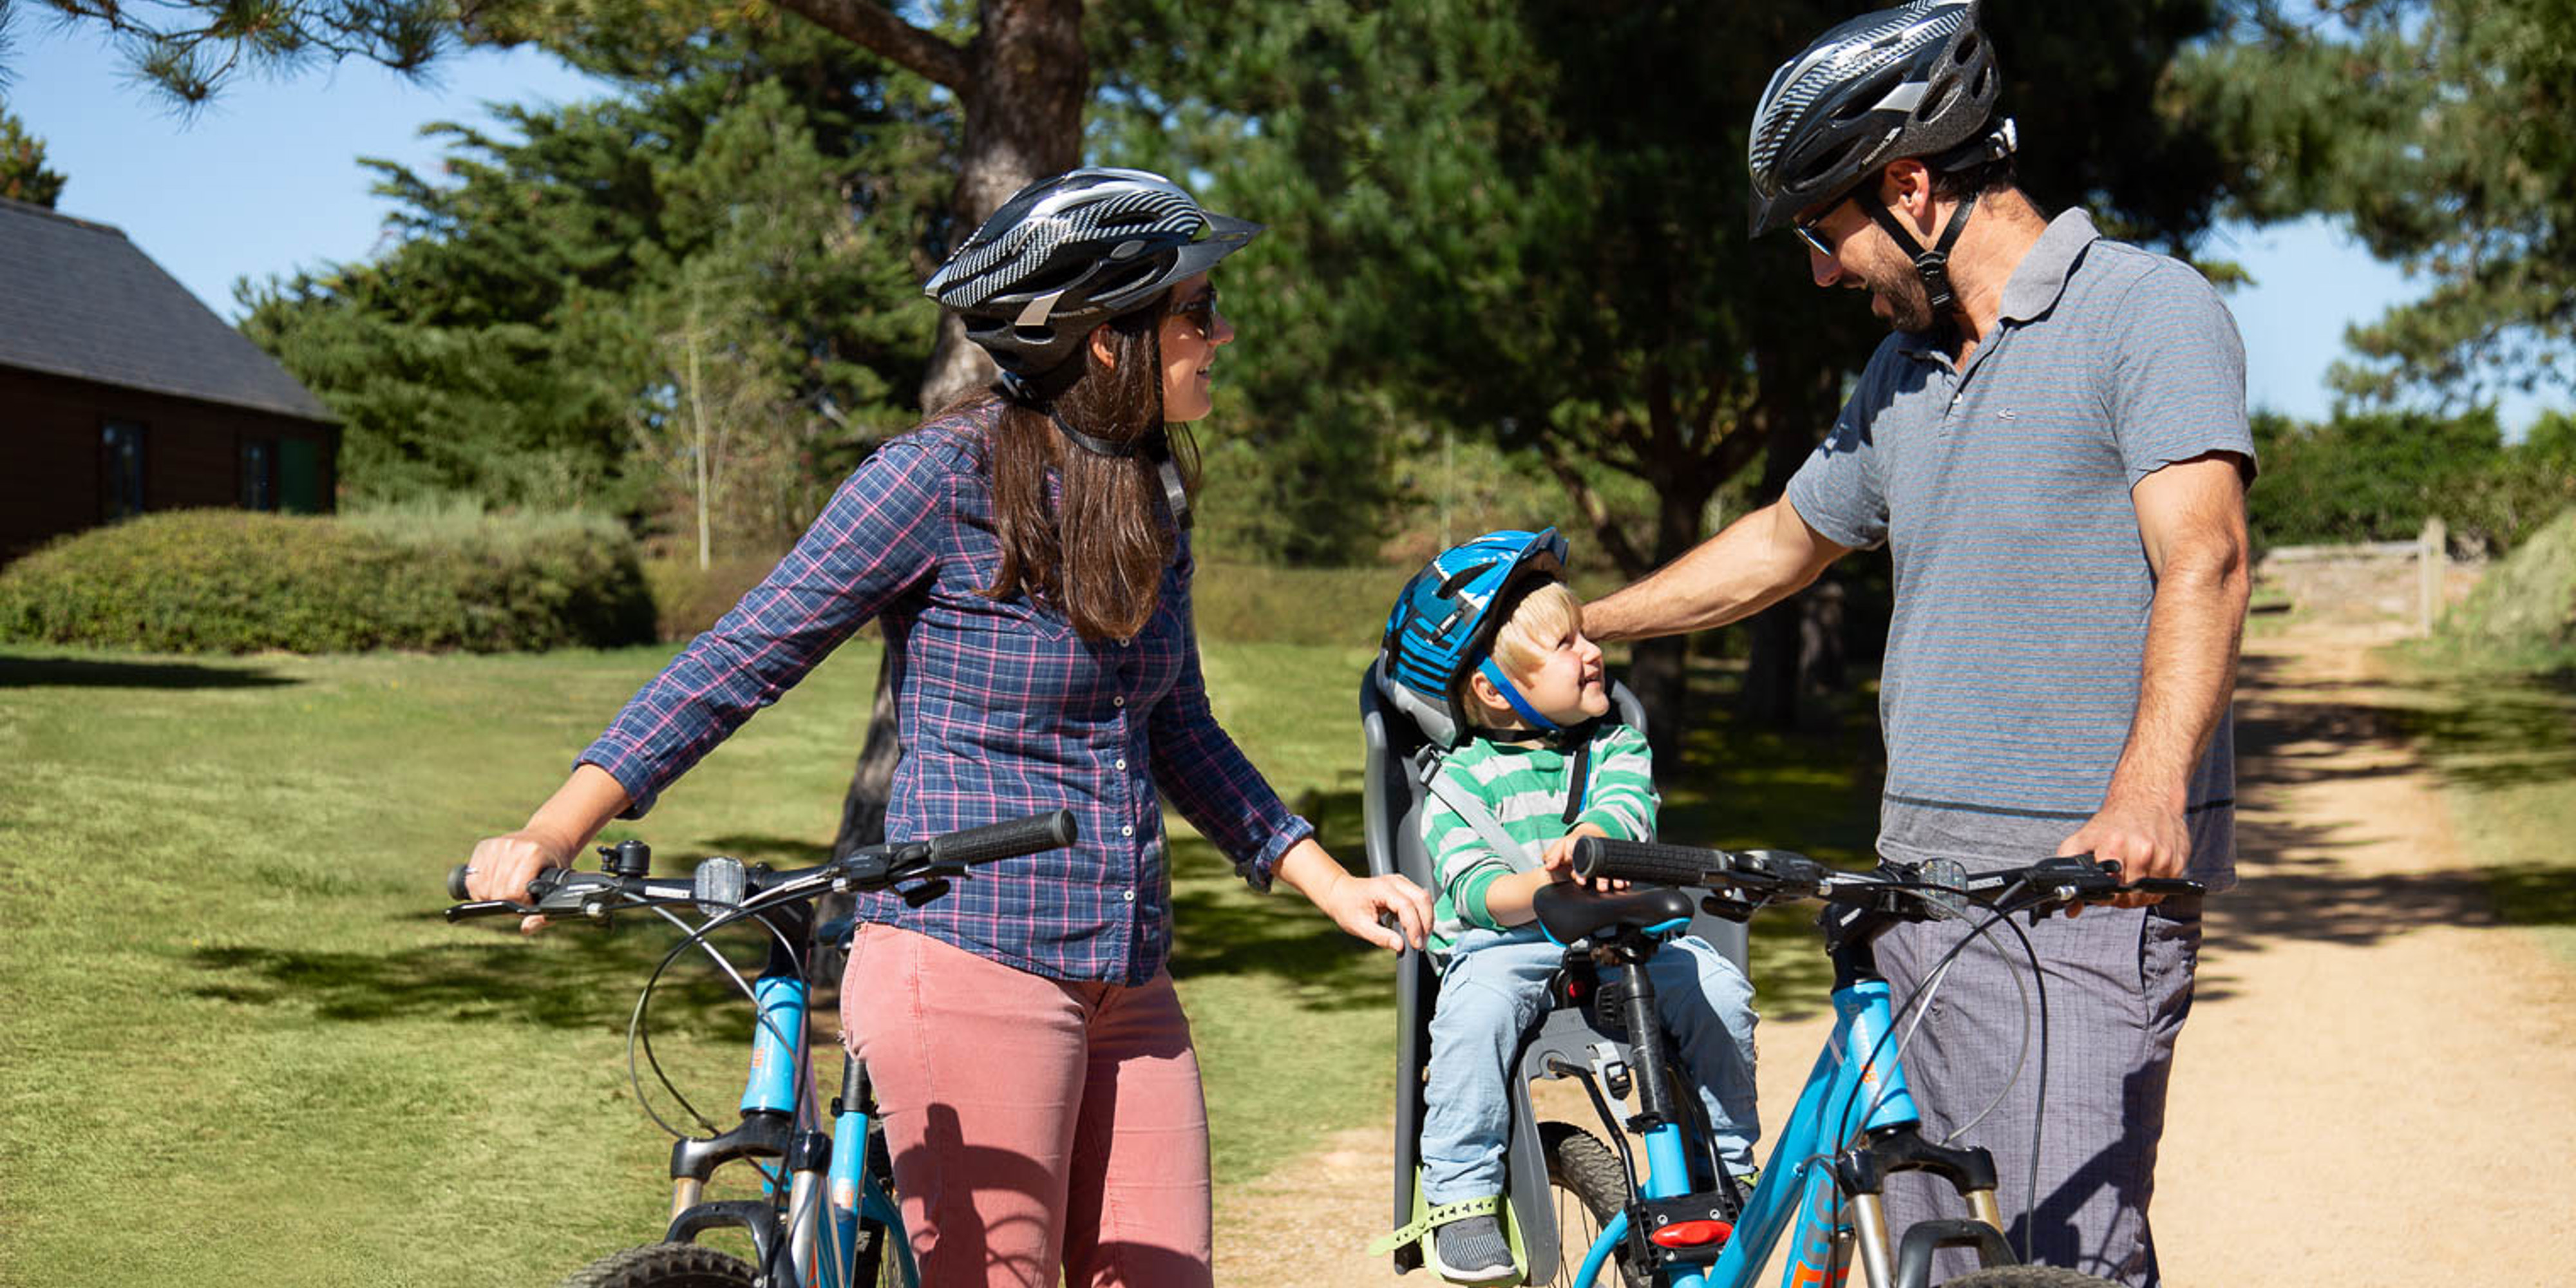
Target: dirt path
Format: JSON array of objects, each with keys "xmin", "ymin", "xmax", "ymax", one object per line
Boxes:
[{"xmin": 1213, "ymin": 612, "xmax": 2576, "ymax": 1284}]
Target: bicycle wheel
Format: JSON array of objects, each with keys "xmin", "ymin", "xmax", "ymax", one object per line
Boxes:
[
  {"xmin": 1540, "ymin": 1121, "xmax": 1647, "ymax": 1288},
  {"xmin": 847, "ymin": 1217, "xmax": 907, "ymax": 1288},
  {"xmin": 1943, "ymin": 1267, "xmax": 2123, "ymax": 1287},
  {"xmin": 561, "ymin": 1242, "xmax": 755, "ymax": 1288}
]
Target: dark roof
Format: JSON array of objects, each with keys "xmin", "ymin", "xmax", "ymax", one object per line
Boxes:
[{"xmin": 0, "ymin": 196, "xmax": 336, "ymax": 424}]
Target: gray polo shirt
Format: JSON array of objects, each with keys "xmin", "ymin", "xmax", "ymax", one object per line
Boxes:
[{"xmin": 1785, "ymin": 209, "xmax": 2253, "ymax": 890}]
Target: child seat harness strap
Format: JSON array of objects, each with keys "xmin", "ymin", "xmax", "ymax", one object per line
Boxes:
[{"xmin": 1412, "ymin": 726, "xmax": 1602, "ymax": 876}]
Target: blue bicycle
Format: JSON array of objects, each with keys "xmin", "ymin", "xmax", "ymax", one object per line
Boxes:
[
  {"xmin": 443, "ymin": 811, "xmax": 1078, "ymax": 1288},
  {"xmin": 1522, "ymin": 837, "xmax": 2197, "ymax": 1288}
]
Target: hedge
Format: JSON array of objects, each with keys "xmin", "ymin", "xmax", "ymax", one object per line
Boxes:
[{"xmin": 0, "ymin": 509, "xmax": 656, "ymax": 653}]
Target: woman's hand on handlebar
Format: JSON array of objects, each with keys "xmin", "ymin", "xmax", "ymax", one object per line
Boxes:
[
  {"xmin": 464, "ymin": 829, "xmax": 572, "ymax": 934},
  {"xmin": 462, "ymin": 766, "xmax": 634, "ymax": 934}
]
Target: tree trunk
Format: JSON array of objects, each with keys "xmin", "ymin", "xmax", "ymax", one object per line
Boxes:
[
  {"xmin": 1626, "ymin": 478, "xmax": 1716, "ymax": 768},
  {"xmin": 822, "ymin": 0, "xmax": 1089, "ymax": 860},
  {"xmin": 1738, "ymin": 363, "xmax": 1840, "ymax": 730}
]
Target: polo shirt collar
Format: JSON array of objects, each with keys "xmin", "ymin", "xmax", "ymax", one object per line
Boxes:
[
  {"xmin": 1891, "ymin": 206, "xmax": 2103, "ymax": 363},
  {"xmin": 1997, "ymin": 207, "xmax": 2101, "ymax": 323}
]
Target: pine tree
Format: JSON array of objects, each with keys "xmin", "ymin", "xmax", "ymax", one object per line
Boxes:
[
  {"xmin": 2181, "ymin": 0, "xmax": 2576, "ymax": 407},
  {"xmin": 0, "ymin": 102, "xmax": 66, "ymax": 207}
]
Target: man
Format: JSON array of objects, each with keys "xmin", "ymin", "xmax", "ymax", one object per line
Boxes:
[{"xmin": 1585, "ymin": 3, "xmax": 2253, "ymax": 1283}]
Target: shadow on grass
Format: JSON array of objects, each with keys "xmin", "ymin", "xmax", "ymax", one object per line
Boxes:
[
  {"xmin": 1168, "ymin": 787, "xmax": 1397, "ymax": 1012},
  {"xmin": 186, "ymin": 920, "xmax": 774, "ymax": 1043},
  {"xmin": 0, "ymin": 655, "xmax": 300, "ymax": 689}
]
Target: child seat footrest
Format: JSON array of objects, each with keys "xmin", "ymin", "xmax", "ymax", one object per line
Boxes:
[{"xmin": 1367, "ymin": 1181, "xmax": 1530, "ymax": 1285}]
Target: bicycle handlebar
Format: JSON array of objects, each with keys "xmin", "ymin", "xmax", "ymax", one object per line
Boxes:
[
  {"xmin": 442, "ymin": 808, "xmax": 1079, "ymax": 924},
  {"xmin": 1568, "ymin": 836, "xmax": 2201, "ymax": 921}
]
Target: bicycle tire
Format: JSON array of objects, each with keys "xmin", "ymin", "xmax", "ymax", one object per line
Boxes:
[
  {"xmin": 1540, "ymin": 1121, "xmax": 1648, "ymax": 1288},
  {"xmin": 560, "ymin": 1242, "xmax": 755, "ymax": 1288},
  {"xmin": 848, "ymin": 1217, "xmax": 907, "ymax": 1288},
  {"xmin": 1943, "ymin": 1267, "xmax": 2124, "ymax": 1287}
]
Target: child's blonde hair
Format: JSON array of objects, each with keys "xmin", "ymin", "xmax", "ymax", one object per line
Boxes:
[{"xmin": 1484, "ymin": 580, "xmax": 1583, "ymax": 688}]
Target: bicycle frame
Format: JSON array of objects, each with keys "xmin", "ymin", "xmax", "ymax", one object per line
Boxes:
[
  {"xmin": 1565, "ymin": 920, "xmax": 2007, "ymax": 1288},
  {"xmin": 667, "ymin": 904, "xmax": 916, "ymax": 1288}
]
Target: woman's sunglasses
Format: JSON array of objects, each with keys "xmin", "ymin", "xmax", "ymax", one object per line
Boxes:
[{"xmin": 1172, "ymin": 290, "xmax": 1222, "ymax": 337}]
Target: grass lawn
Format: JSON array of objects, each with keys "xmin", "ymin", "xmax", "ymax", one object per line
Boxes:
[
  {"xmin": 0, "ymin": 636, "xmax": 1880, "ymax": 1285},
  {"xmin": 2389, "ymin": 647, "xmax": 2576, "ymax": 967}
]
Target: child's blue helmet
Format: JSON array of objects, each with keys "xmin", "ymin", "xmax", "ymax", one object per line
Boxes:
[{"xmin": 1381, "ymin": 527, "xmax": 1570, "ymax": 748}]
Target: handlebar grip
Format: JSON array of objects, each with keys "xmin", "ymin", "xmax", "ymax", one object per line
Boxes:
[
  {"xmin": 925, "ymin": 810, "xmax": 1080, "ymax": 867},
  {"xmin": 1570, "ymin": 837, "xmax": 1733, "ymax": 887},
  {"xmin": 447, "ymin": 864, "xmax": 472, "ymax": 901},
  {"xmin": 2130, "ymin": 877, "xmax": 2206, "ymax": 898}
]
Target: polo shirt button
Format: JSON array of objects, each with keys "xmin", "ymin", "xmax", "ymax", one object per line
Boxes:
[{"xmin": 1121, "ymin": 824, "xmax": 1135, "ymax": 837}]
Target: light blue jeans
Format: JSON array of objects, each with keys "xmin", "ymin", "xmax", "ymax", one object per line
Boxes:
[{"xmin": 1421, "ymin": 925, "xmax": 1759, "ymax": 1205}]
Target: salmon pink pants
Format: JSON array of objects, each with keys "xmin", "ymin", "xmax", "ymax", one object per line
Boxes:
[{"xmin": 840, "ymin": 923, "xmax": 1214, "ymax": 1288}]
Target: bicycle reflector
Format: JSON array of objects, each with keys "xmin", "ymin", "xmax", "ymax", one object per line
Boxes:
[
  {"xmin": 694, "ymin": 855, "xmax": 746, "ymax": 917},
  {"xmin": 1647, "ymin": 1219, "xmax": 1733, "ymax": 1249}
]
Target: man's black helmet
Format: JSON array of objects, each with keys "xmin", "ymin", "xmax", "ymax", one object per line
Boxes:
[
  {"xmin": 924, "ymin": 167, "xmax": 1262, "ymax": 381},
  {"xmin": 1745, "ymin": 0, "xmax": 2012, "ymax": 240}
]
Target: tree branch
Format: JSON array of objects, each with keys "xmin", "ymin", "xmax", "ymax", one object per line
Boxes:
[
  {"xmin": 772, "ymin": 0, "xmax": 970, "ymax": 90},
  {"xmin": 1535, "ymin": 433, "xmax": 1650, "ymax": 577}
]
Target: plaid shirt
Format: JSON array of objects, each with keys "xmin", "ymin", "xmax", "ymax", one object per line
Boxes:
[{"xmin": 580, "ymin": 404, "xmax": 1312, "ymax": 985}]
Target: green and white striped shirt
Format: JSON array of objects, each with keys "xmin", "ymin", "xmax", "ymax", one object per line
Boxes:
[{"xmin": 1421, "ymin": 721, "xmax": 1657, "ymax": 957}]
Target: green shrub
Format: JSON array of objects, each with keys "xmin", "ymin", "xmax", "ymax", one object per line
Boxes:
[
  {"xmin": 0, "ymin": 509, "xmax": 656, "ymax": 653},
  {"xmin": 2252, "ymin": 407, "xmax": 2576, "ymax": 555},
  {"xmin": 640, "ymin": 552, "xmax": 797, "ymax": 641},
  {"xmin": 2435, "ymin": 506, "xmax": 2576, "ymax": 665}
]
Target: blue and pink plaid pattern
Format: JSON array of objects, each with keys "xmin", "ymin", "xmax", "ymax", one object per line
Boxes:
[{"xmin": 580, "ymin": 405, "xmax": 1312, "ymax": 985}]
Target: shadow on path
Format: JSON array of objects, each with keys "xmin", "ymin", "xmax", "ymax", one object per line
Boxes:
[{"xmin": 2202, "ymin": 641, "xmax": 2576, "ymax": 998}]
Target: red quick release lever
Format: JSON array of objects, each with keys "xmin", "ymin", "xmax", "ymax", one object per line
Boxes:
[{"xmin": 1648, "ymin": 1219, "xmax": 1733, "ymax": 1249}]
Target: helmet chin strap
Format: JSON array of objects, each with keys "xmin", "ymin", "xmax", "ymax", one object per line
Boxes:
[
  {"xmin": 1473, "ymin": 658, "xmax": 1562, "ymax": 735},
  {"xmin": 1862, "ymin": 188, "xmax": 1980, "ymax": 317},
  {"xmin": 1465, "ymin": 659, "xmax": 1600, "ymax": 824},
  {"xmin": 1003, "ymin": 370, "xmax": 1193, "ymax": 529}
]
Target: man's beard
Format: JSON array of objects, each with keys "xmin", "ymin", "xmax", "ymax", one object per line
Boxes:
[{"xmin": 1856, "ymin": 254, "xmax": 1939, "ymax": 335}]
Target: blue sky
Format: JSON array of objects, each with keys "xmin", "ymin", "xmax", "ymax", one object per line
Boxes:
[{"xmin": 5, "ymin": 21, "xmax": 2546, "ymax": 432}]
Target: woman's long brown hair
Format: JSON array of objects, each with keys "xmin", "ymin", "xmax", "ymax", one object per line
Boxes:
[{"xmin": 967, "ymin": 294, "xmax": 1203, "ymax": 641}]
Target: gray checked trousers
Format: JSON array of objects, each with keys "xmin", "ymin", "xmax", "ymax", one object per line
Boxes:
[{"xmin": 1872, "ymin": 898, "xmax": 2203, "ymax": 1287}]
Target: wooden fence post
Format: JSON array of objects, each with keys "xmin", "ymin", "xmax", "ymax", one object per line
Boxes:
[{"xmin": 2419, "ymin": 516, "xmax": 2446, "ymax": 636}]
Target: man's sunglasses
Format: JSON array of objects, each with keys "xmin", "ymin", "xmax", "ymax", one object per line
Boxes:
[{"xmin": 1792, "ymin": 201, "xmax": 1848, "ymax": 258}]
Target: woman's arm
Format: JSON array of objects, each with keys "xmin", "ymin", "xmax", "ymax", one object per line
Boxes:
[
  {"xmin": 461, "ymin": 762, "xmax": 632, "ymax": 931},
  {"xmin": 1273, "ymin": 837, "xmax": 1434, "ymax": 952},
  {"xmin": 462, "ymin": 432, "xmax": 956, "ymax": 918}
]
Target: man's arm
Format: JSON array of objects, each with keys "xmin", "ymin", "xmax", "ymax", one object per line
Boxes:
[
  {"xmin": 1584, "ymin": 497, "xmax": 1852, "ymax": 643},
  {"xmin": 2060, "ymin": 452, "xmax": 2252, "ymax": 900}
]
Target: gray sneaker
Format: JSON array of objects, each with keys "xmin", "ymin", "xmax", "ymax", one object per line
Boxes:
[{"xmin": 1429, "ymin": 1213, "xmax": 1515, "ymax": 1284}]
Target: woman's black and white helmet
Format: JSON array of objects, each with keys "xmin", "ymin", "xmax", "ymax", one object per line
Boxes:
[
  {"xmin": 924, "ymin": 167, "xmax": 1262, "ymax": 381},
  {"xmin": 1745, "ymin": 0, "xmax": 2013, "ymax": 239}
]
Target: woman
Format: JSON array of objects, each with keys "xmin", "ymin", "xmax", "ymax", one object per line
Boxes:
[{"xmin": 464, "ymin": 167, "xmax": 1432, "ymax": 1287}]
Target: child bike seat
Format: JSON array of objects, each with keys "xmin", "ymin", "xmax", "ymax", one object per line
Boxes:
[{"xmin": 1360, "ymin": 657, "xmax": 1747, "ymax": 1277}]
